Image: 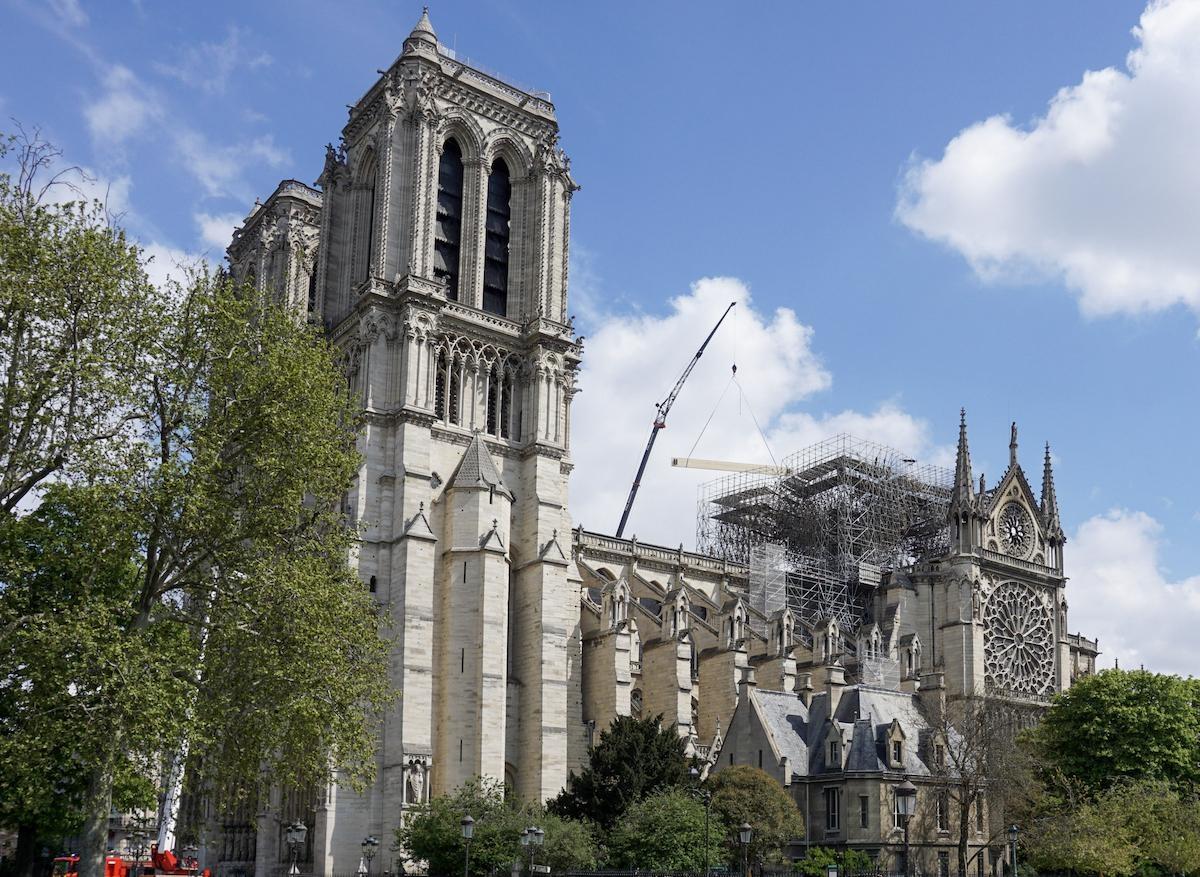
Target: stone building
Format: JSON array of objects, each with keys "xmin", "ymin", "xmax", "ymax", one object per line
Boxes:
[{"xmin": 213, "ymin": 10, "xmax": 1099, "ymax": 876}]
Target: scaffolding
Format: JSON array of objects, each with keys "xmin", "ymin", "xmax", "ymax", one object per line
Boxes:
[{"xmin": 700, "ymin": 434, "xmax": 952, "ymax": 637}]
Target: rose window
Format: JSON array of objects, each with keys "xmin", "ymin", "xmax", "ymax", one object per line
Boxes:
[{"xmin": 983, "ymin": 581, "xmax": 1055, "ymax": 698}]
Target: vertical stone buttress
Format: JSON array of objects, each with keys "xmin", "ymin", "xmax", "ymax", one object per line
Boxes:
[{"xmin": 284, "ymin": 11, "xmax": 582, "ymax": 869}]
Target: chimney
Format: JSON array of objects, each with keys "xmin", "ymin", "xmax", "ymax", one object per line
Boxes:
[
  {"xmin": 796, "ymin": 672, "xmax": 815, "ymax": 708},
  {"xmin": 825, "ymin": 662, "xmax": 847, "ymax": 717},
  {"xmin": 918, "ymin": 669, "xmax": 946, "ymax": 714}
]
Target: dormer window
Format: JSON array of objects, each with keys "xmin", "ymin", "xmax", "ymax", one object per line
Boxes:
[
  {"xmin": 892, "ymin": 740, "xmax": 903, "ymax": 765},
  {"xmin": 829, "ymin": 740, "xmax": 841, "ymax": 767},
  {"xmin": 934, "ymin": 742, "xmax": 945, "ymax": 768}
]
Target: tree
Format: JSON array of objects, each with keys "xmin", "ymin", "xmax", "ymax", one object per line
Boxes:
[
  {"xmin": 0, "ymin": 146, "xmax": 393, "ymax": 877},
  {"xmin": 605, "ymin": 790, "xmax": 724, "ymax": 871},
  {"xmin": 706, "ymin": 766, "xmax": 804, "ymax": 867},
  {"xmin": 397, "ymin": 778, "xmax": 596, "ymax": 876},
  {"xmin": 551, "ymin": 715, "xmax": 692, "ymax": 829},
  {"xmin": 923, "ymin": 696, "xmax": 1041, "ymax": 877},
  {"xmin": 793, "ymin": 847, "xmax": 874, "ymax": 877},
  {"xmin": 0, "ymin": 127, "xmax": 160, "ymax": 515},
  {"xmin": 1035, "ymin": 669, "xmax": 1200, "ymax": 794},
  {"xmin": 0, "ymin": 486, "xmax": 171, "ymax": 875}
]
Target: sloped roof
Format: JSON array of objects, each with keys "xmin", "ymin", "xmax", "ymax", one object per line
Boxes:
[
  {"xmin": 449, "ymin": 434, "xmax": 513, "ymax": 499},
  {"xmin": 743, "ymin": 685, "xmax": 939, "ymax": 779}
]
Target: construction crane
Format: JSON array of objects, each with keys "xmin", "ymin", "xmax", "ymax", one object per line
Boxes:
[{"xmin": 615, "ymin": 301, "xmax": 736, "ymax": 538}]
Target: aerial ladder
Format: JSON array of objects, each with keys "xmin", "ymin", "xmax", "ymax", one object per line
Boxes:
[{"xmin": 615, "ymin": 301, "xmax": 736, "ymax": 538}]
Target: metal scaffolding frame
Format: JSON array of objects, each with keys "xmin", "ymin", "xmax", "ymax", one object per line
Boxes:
[{"xmin": 700, "ymin": 434, "xmax": 952, "ymax": 636}]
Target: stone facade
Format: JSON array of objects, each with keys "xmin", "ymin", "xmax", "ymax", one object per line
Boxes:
[{"xmin": 214, "ymin": 12, "xmax": 1100, "ymax": 876}]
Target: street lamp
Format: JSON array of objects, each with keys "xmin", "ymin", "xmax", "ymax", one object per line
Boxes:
[
  {"xmin": 361, "ymin": 837, "xmax": 379, "ymax": 877},
  {"xmin": 738, "ymin": 823, "xmax": 752, "ymax": 877},
  {"xmin": 460, "ymin": 816, "xmax": 474, "ymax": 877},
  {"xmin": 896, "ymin": 780, "xmax": 918, "ymax": 877},
  {"xmin": 523, "ymin": 826, "xmax": 543, "ymax": 875},
  {"xmin": 689, "ymin": 766, "xmax": 713, "ymax": 877},
  {"xmin": 285, "ymin": 822, "xmax": 308, "ymax": 876},
  {"xmin": 1008, "ymin": 825, "xmax": 1019, "ymax": 877}
]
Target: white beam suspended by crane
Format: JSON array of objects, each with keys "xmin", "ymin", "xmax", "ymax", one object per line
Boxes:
[{"xmin": 671, "ymin": 457, "xmax": 793, "ymax": 476}]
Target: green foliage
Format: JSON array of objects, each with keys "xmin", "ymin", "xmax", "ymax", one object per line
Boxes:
[
  {"xmin": 793, "ymin": 847, "xmax": 873, "ymax": 876},
  {"xmin": 397, "ymin": 778, "xmax": 596, "ymax": 877},
  {"xmin": 551, "ymin": 714, "xmax": 692, "ymax": 829},
  {"xmin": 0, "ymin": 128, "xmax": 392, "ymax": 870},
  {"xmin": 605, "ymin": 790, "xmax": 724, "ymax": 871},
  {"xmin": 707, "ymin": 766, "xmax": 805, "ymax": 866},
  {"xmin": 1024, "ymin": 781, "xmax": 1200, "ymax": 877},
  {"xmin": 1036, "ymin": 669, "xmax": 1200, "ymax": 793},
  {"xmin": 0, "ymin": 129, "xmax": 160, "ymax": 513}
]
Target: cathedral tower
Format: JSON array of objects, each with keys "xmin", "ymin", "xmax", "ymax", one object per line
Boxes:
[{"xmin": 232, "ymin": 10, "xmax": 583, "ymax": 872}]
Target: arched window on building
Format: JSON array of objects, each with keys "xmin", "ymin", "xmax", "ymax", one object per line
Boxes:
[
  {"xmin": 354, "ymin": 154, "xmax": 378, "ymax": 286},
  {"xmin": 483, "ymin": 158, "xmax": 511, "ymax": 316},
  {"xmin": 435, "ymin": 350, "xmax": 448, "ymax": 420},
  {"xmin": 486, "ymin": 363, "xmax": 501, "ymax": 435},
  {"xmin": 306, "ymin": 265, "xmax": 318, "ymax": 314},
  {"xmin": 434, "ymin": 139, "xmax": 464, "ymax": 300}
]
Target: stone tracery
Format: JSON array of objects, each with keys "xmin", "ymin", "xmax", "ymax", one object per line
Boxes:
[{"xmin": 984, "ymin": 581, "xmax": 1056, "ymax": 697}]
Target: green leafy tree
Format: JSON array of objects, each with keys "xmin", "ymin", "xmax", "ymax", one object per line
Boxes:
[
  {"xmin": 605, "ymin": 790, "xmax": 724, "ymax": 871},
  {"xmin": 707, "ymin": 766, "xmax": 804, "ymax": 867},
  {"xmin": 397, "ymin": 778, "xmax": 595, "ymax": 876},
  {"xmin": 0, "ymin": 127, "xmax": 160, "ymax": 515},
  {"xmin": 1036, "ymin": 669, "xmax": 1200, "ymax": 794},
  {"xmin": 551, "ymin": 715, "xmax": 691, "ymax": 829},
  {"xmin": 0, "ymin": 129, "xmax": 392, "ymax": 877},
  {"xmin": 793, "ymin": 847, "xmax": 873, "ymax": 877},
  {"xmin": 1024, "ymin": 780, "xmax": 1200, "ymax": 877}
]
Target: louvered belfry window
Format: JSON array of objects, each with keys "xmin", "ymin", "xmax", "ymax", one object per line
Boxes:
[
  {"xmin": 482, "ymin": 158, "xmax": 511, "ymax": 316},
  {"xmin": 434, "ymin": 139, "xmax": 464, "ymax": 300}
]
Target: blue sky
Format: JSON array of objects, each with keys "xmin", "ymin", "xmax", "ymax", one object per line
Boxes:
[{"xmin": 3, "ymin": 0, "xmax": 1198, "ymax": 674}]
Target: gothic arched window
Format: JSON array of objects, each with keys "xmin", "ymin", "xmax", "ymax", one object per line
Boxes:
[
  {"xmin": 434, "ymin": 139, "xmax": 464, "ymax": 300},
  {"xmin": 354, "ymin": 154, "xmax": 378, "ymax": 286},
  {"xmin": 483, "ymin": 157, "xmax": 511, "ymax": 316}
]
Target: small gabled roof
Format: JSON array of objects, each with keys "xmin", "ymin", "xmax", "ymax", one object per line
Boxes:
[{"xmin": 449, "ymin": 433, "xmax": 513, "ymax": 499}]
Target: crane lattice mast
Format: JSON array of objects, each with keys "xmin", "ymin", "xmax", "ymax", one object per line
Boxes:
[{"xmin": 615, "ymin": 301, "xmax": 736, "ymax": 538}]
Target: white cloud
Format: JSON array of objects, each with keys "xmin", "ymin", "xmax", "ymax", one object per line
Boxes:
[
  {"xmin": 897, "ymin": 0, "xmax": 1200, "ymax": 318},
  {"xmin": 1067, "ymin": 508, "xmax": 1200, "ymax": 677},
  {"xmin": 140, "ymin": 241, "xmax": 207, "ymax": 291},
  {"xmin": 174, "ymin": 130, "xmax": 290, "ymax": 199},
  {"xmin": 84, "ymin": 65, "xmax": 161, "ymax": 149},
  {"xmin": 155, "ymin": 26, "xmax": 272, "ymax": 96},
  {"xmin": 570, "ymin": 277, "xmax": 941, "ymax": 548},
  {"xmin": 194, "ymin": 211, "xmax": 243, "ymax": 252},
  {"xmin": 47, "ymin": 0, "xmax": 87, "ymax": 28}
]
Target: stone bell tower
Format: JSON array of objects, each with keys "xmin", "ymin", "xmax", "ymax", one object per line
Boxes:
[{"xmin": 236, "ymin": 9, "xmax": 585, "ymax": 873}]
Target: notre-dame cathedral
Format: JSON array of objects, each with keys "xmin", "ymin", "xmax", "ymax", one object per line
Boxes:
[{"xmin": 217, "ymin": 10, "xmax": 1099, "ymax": 876}]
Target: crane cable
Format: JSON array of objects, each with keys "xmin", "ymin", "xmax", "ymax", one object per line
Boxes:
[{"xmin": 684, "ymin": 361, "xmax": 779, "ymax": 469}]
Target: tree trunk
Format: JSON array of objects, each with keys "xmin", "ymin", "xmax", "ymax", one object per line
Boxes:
[
  {"xmin": 957, "ymin": 794, "xmax": 971, "ymax": 877},
  {"xmin": 13, "ymin": 822, "xmax": 38, "ymax": 877},
  {"xmin": 78, "ymin": 755, "xmax": 115, "ymax": 877}
]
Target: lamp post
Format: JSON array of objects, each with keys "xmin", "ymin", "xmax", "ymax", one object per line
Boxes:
[
  {"xmin": 1008, "ymin": 825, "xmax": 1019, "ymax": 877},
  {"xmin": 530, "ymin": 827, "xmax": 544, "ymax": 874},
  {"xmin": 738, "ymin": 823, "xmax": 752, "ymax": 877},
  {"xmin": 460, "ymin": 816, "xmax": 474, "ymax": 877},
  {"xmin": 689, "ymin": 766, "xmax": 712, "ymax": 877},
  {"xmin": 361, "ymin": 837, "xmax": 379, "ymax": 877},
  {"xmin": 285, "ymin": 822, "xmax": 308, "ymax": 876},
  {"xmin": 896, "ymin": 780, "xmax": 917, "ymax": 877}
]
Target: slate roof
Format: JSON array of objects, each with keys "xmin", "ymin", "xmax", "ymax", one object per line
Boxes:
[
  {"xmin": 745, "ymin": 684, "xmax": 940, "ymax": 780},
  {"xmin": 449, "ymin": 434, "xmax": 514, "ymax": 499}
]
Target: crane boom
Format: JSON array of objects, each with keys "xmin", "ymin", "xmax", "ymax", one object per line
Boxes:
[{"xmin": 615, "ymin": 301, "xmax": 736, "ymax": 538}]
